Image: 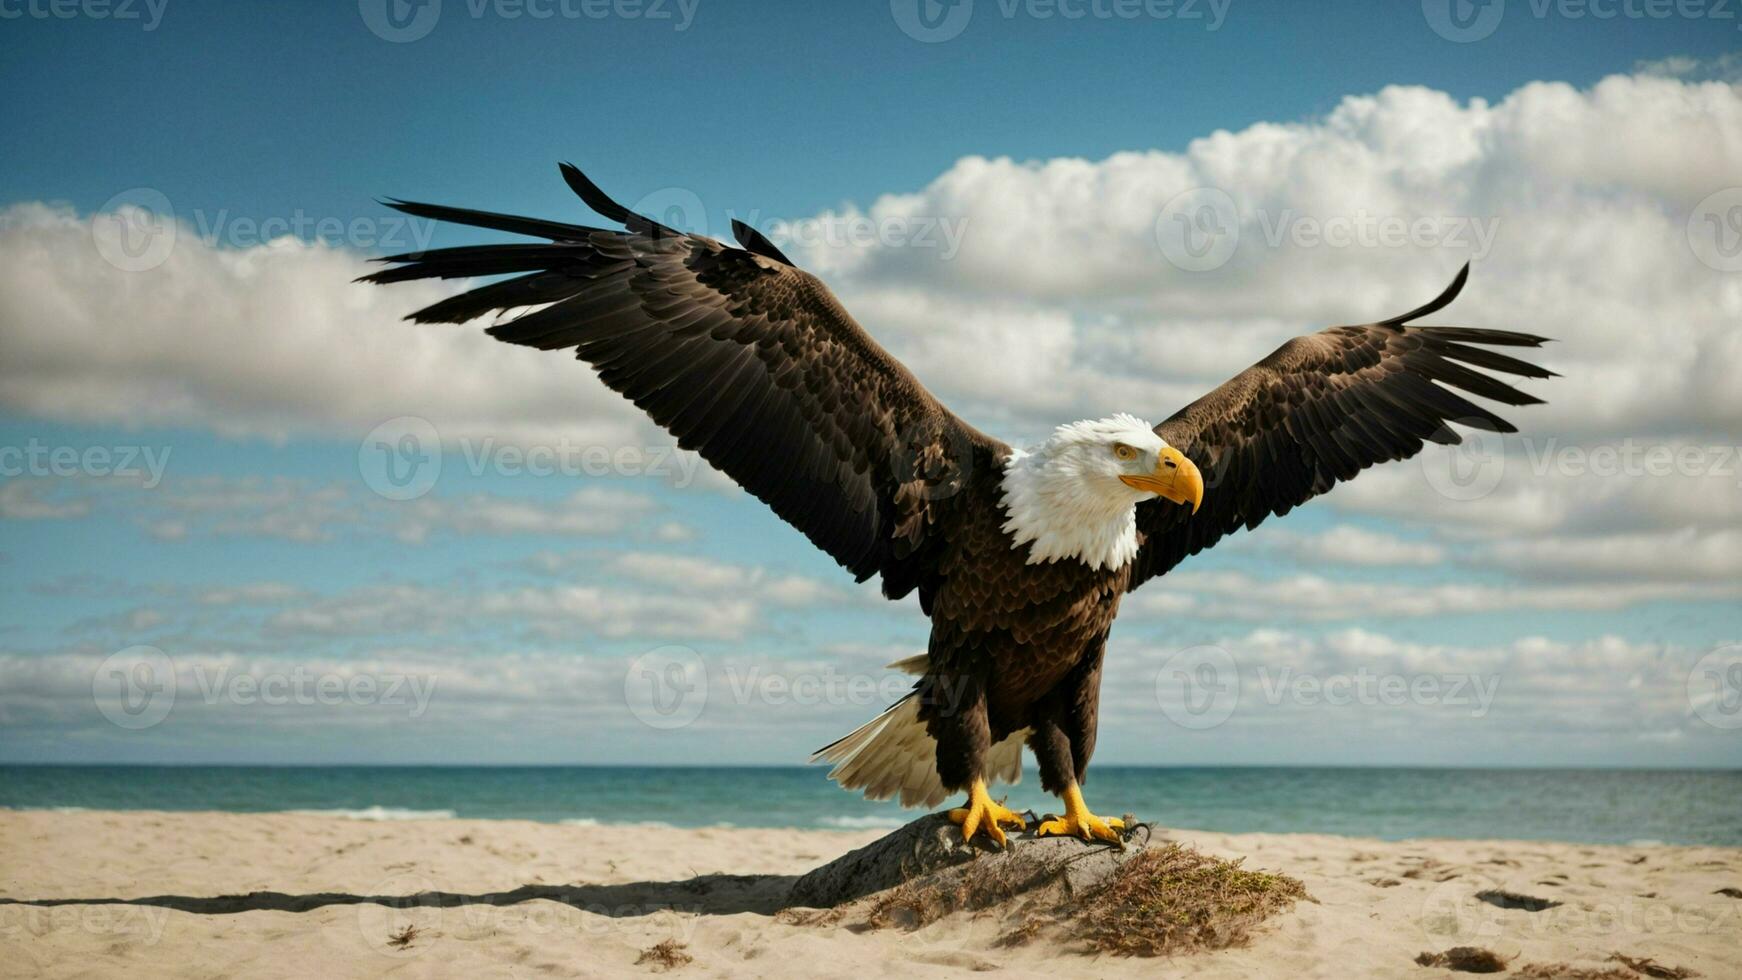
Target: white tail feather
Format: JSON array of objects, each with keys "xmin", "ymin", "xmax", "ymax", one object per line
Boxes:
[
  {"xmin": 884, "ymin": 653, "xmax": 931, "ymax": 675},
  {"xmin": 811, "ymin": 694, "xmax": 1024, "ymax": 809}
]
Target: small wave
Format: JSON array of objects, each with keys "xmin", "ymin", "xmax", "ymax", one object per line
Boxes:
[
  {"xmin": 1, "ymin": 805, "xmax": 91, "ymax": 813},
  {"xmin": 290, "ymin": 806, "xmax": 455, "ymax": 821},
  {"xmin": 819, "ymin": 815, "xmax": 907, "ymax": 830},
  {"xmin": 560, "ymin": 817, "xmax": 678, "ymax": 829},
  {"xmin": 1626, "ymin": 838, "xmax": 1667, "ymax": 847}
]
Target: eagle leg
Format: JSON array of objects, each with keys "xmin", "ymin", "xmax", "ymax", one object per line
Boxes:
[
  {"xmin": 945, "ymin": 778, "xmax": 1026, "ymax": 846},
  {"xmin": 1035, "ymin": 781, "xmax": 1124, "ymax": 844}
]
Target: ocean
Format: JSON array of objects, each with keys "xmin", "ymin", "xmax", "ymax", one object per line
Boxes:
[{"xmin": 2, "ymin": 765, "xmax": 1737, "ymax": 846}]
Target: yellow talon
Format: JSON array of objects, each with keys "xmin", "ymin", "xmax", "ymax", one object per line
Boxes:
[
  {"xmin": 945, "ymin": 778, "xmax": 1026, "ymax": 846},
  {"xmin": 1035, "ymin": 782, "xmax": 1125, "ymax": 843}
]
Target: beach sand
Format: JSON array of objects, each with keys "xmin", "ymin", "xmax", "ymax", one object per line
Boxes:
[{"xmin": 3, "ymin": 809, "xmax": 1738, "ymax": 978}]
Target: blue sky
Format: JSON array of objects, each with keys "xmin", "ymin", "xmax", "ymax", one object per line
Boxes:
[
  {"xmin": 5, "ymin": 0, "xmax": 1735, "ymax": 228},
  {"xmin": 2, "ymin": 1, "xmax": 1740, "ymax": 770}
]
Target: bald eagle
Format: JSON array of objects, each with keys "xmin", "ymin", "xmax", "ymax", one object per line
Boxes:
[{"xmin": 364, "ymin": 165, "xmax": 1552, "ymax": 844}]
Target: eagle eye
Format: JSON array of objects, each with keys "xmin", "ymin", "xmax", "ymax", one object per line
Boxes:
[{"xmin": 1113, "ymin": 444, "xmax": 1138, "ymax": 461}]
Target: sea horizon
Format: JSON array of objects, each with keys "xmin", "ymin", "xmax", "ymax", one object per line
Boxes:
[{"xmin": 6, "ymin": 764, "xmax": 1738, "ymax": 847}]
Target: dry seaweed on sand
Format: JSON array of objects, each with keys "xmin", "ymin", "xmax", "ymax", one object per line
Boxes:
[
  {"xmin": 774, "ymin": 907, "xmax": 844, "ymax": 927},
  {"xmin": 635, "ymin": 939, "xmax": 693, "ymax": 971},
  {"xmin": 993, "ymin": 917, "xmax": 1047, "ymax": 948},
  {"xmin": 385, "ymin": 924, "xmax": 419, "ymax": 950},
  {"xmin": 1416, "ymin": 947, "xmax": 1509, "ymax": 973},
  {"xmin": 822, "ymin": 828, "xmax": 1307, "ymax": 958},
  {"xmin": 1607, "ymin": 952, "xmax": 1700, "ymax": 979},
  {"xmin": 1506, "ymin": 954, "xmax": 1701, "ymax": 980},
  {"xmin": 1074, "ymin": 842, "xmax": 1308, "ymax": 957},
  {"xmin": 1514, "ymin": 964, "xmax": 1635, "ymax": 979}
]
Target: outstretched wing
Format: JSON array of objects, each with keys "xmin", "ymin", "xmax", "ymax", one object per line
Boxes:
[
  {"xmin": 361, "ymin": 164, "xmax": 1002, "ymax": 600},
  {"xmin": 1127, "ymin": 263, "xmax": 1553, "ymax": 591}
]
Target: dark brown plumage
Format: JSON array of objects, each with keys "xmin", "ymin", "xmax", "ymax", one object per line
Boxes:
[
  {"xmin": 365, "ymin": 164, "xmax": 993, "ymax": 609},
  {"xmin": 362, "ymin": 165, "xmax": 1551, "ymax": 841},
  {"xmin": 1129, "ymin": 266, "xmax": 1556, "ymax": 590}
]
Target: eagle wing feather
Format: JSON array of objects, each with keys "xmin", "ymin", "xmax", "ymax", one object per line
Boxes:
[
  {"xmin": 362, "ymin": 164, "xmax": 1002, "ymax": 598},
  {"xmin": 1128, "ymin": 263, "xmax": 1554, "ymax": 591}
]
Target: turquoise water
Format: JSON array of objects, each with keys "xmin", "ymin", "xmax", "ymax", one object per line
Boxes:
[{"xmin": 2, "ymin": 766, "xmax": 1737, "ymax": 846}]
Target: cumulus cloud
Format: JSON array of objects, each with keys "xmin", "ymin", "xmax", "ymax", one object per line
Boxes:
[
  {"xmin": 0, "ymin": 202, "xmax": 657, "ymax": 449},
  {"xmin": 251, "ymin": 580, "xmax": 761, "ymax": 642},
  {"xmin": 0, "ymin": 472, "xmax": 664, "ymax": 544},
  {"xmin": 1099, "ymin": 627, "xmax": 1721, "ymax": 750},
  {"xmin": 1258, "ymin": 524, "xmax": 1445, "ymax": 566},
  {"xmin": 251, "ymin": 551, "xmax": 848, "ymax": 643},
  {"xmin": 6, "ymin": 624, "xmax": 1722, "ymax": 765},
  {"xmin": 797, "ymin": 75, "xmax": 1741, "ymax": 449},
  {"xmin": 608, "ymin": 552, "xmax": 847, "ymax": 607},
  {"xmin": 1634, "ymin": 52, "xmax": 1742, "ymax": 84},
  {"xmin": 0, "ymin": 478, "xmax": 92, "ymax": 519},
  {"xmin": 6, "ymin": 72, "xmax": 1737, "ymax": 458},
  {"xmin": 3, "ymin": 70, "xmax": 1740, "ymax": 767},
  {"xmin": 1134, "ymin": 569, "xmax": 1742, "ymax": 622},
  {"xmin": 1327, "ymin": 442, "xmax": 1742, "ymax": 585}
]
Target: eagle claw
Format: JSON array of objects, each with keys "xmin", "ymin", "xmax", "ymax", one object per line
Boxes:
[
  {"xmin": 946, "ymin": 779, "xmax": 1026, "ymax": 846},
  {"xmin": 1035, "ymin": 782, "xmax": 1126, "ymax": 844},
  {"xmin": 1035, "ymin": 812, "xmax": 1125, "ymax": 843}
]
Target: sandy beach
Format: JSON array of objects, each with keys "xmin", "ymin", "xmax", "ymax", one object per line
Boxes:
[{"xmin": 2, "ymin": 809, "xmax": 1738, "ymax": 978}]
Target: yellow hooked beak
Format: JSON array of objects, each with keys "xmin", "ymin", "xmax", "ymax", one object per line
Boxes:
[{"xmin": 1120, "ymin": 446, "xmax": 1204, "ymax": 514}]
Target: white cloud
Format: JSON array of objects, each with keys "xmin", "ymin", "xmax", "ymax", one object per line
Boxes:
[
  {"xmin": 3, "ymin": 70, "xmax": 1740, "ymax": 639},
  {"xmin": 1259, "ymin": 524, "xmax": 1445, "ymax": 566},
  {"xmin": 1325, "ymin": 442, "xmax": 1742, "ymax": 585},
  {"xmin": 789, "ymin": 74, "xmax": 1741, "ymax": 454},
  {"xmin": 6, "ymin": 72, "xmax": 1737, "ymax": 458},
  {"xmin": 0, "ymin": 472, "xmax": 664, "ymax": 545},
  {"xmin": 392, "ymin": 487, "xmax": 657, "ymax": 543},
  {"xmin": 1100, "ymin": 627, "xmax": 1717, "ymax": 745},
  {"xmin": 66, "ymin": 606, "xmax": 168, "ymax": 635},
  {"xmin": 1483, "ymin": 527, "xmax": 1742, "ymax": 583},
  {"xmin": 7, "ymin": 624, "xmax": 1720, "ymax": 765},
  {"xmin": 194, "ymin": 582, "xmax": 308, "ymax": 606},
  {"xmin": 1137, "ymin": 569, "xmax": 1742, "ymax": 621},
  {"xmin": 254, "ymin": 564, "xmax": 840, "ymax": 643},
  {"xmin": 0, "ymin": 203, "xmax": 655, "ymax": 448},
  {"xmin": 1634, "ymin": 52, "xmax": 1742, "ymax": 84},
  {"xmin": 609, "ymin": 552, "xmax": 845, "ymax": 607},
  {"xmin": 0, "ymin": 478, "xmax": 91, "ymax": 519}
]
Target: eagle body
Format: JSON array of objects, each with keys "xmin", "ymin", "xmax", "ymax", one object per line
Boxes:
[
  {"xmin": 923, "ymin": 451, "xmax": 1129, "ymax": 799},
  {"xmin": 365, "ymin": 164, "xmax": 1553, "ymax": 843}
]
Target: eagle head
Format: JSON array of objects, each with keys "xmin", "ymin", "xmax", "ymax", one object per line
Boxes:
[
  {"xmin": 999, "ymin": 413, "xmax": 1205, "ymax": 569},
  {"xmin": 1037, "ymin": 414, "xmax": 1204, "ymax": 512}
]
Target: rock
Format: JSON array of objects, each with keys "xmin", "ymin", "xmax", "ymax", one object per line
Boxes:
[{"xmin": 785, "ymin": 812, "xmax": 1158, "ymax": 909}]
